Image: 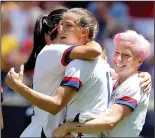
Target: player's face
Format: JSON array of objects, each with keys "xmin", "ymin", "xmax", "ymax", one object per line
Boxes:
[
  {"xmin": 113, "ymin": 42, "xmax": 140, "ymax": 77},
  {"xmin": 58, "ymin": 13, "xmax": 87, "ymax": 45}
]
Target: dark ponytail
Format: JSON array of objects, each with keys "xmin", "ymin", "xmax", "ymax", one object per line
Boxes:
[
  {"xmin": 24, "ymin": 8, "xmax": 68, "ymax": 72},
  {"xmin": 24, "ymin": 15, "xmax": 47, "ymax": 72}
]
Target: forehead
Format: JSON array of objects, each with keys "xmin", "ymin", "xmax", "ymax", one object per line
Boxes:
[
  {"xmin": 63, "ymin": 12, "xmax": 80, "ymax": 24},
  {"xmin": 115, "ymin": 42, "xmax": 134, "ymax": 52}
]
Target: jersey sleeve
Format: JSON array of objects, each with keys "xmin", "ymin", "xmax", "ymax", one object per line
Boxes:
[
  {"xmin": 114, "ymin": 82, "xmax": 141, "ymax": 111},
  {"xmin": 42, "ymin": 44, "xmax": 77, "ymax": 66},
  {"xmin": 60, "ymin": 59, "xmax": 89, "ymax": 92},
  {"xmin": 61, "ymin": 46, "xmax": 78, "ymax": 66}
]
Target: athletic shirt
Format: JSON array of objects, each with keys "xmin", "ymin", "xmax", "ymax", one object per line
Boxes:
[
  {"xmin": 55, "ymin": 58, "xmax": 112, "ymax": 137},
  {"xmin": 20, "ymin": 44, "xmax": 75, "ymax": 137},
  {"xmin": 62, "ymin": 58, "xmax": 112, "ymax": 122},
  {"xmin": 104, "ymin": 73, "xmax": 150, "ymax": 137}
]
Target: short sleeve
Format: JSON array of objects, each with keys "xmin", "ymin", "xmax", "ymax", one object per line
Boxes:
[
  {"xmin": 114, "ymin": 81, "xmax": 141, "ymax": 111},
  {"xmin": 61, "ymin": 46, "xmax": 78, "ymax": 66},
  {"xmin": 60, "ymin": 59, "xmax": 89, "ymax": 91},
  {"xmin": 38, "ymin": 44, "xmax": 77, "ymax": 67}
]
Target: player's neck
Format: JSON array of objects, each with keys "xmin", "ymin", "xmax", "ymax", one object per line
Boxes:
[
  {"xmin": 118, "ymin": 71, "xmax": 138, "ymax": 85},
  {"xmin": 52, "ymin": 39, "xmax": 58, "ymax": 44},
  {"xmin": 117, "ymin": 75, "xmax": 128, "ymax": 85},
  {"xmin": 78, "ymin": 37, "xmax": 88, "ymax": 45}
]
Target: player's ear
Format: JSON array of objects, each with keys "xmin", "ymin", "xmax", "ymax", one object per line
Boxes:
[
  {"xmin": 81, "ymin": 28, "xmax": 89, "ymax": 37},
  {"xmin": 137, "ymin": 58, "xmax": 143, "ymax": 66}
]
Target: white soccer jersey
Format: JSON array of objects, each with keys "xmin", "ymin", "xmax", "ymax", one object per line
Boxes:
[
  {"xmin": 59, "ymin": 57, "xmax": 112, "ymax": 137},
  {"xmin": 20, "ymin": 44, "xmax": 76, "ymax": 137},
  {"xmin": 105, "ymin": 73, "xmax": 150, "ymax": 137}
]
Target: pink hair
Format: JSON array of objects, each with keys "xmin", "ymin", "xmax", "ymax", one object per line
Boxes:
[{"xmin": 113, "ymin": 30, "xmax": 151, "ymax": 59}]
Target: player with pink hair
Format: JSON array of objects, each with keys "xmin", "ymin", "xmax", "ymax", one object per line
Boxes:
[
  {"xmin": 113, "ymin": 30, "xmax": 150, "ymax": 60},
  {"xmin": 53, "ymin": 30, "xmax": 151, "ymax": 137}
]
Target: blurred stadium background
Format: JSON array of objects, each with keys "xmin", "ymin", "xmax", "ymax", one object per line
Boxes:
[{"xmin": 1, "ymin": 1, "xmax": 154, "ymax": 137}]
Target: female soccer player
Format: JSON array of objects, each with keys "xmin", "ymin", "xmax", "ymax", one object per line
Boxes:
[{"xmin": 53, "ymin": 30, "xmax": 152, "ymax": 137}]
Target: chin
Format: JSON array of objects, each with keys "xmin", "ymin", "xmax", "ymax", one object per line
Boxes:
[
  {"xmin": 115, "ymin": 68, "xmax": 125, "ymax": 75},
  {"xmin": 115, "ymin": 68, "xmax": 123, "ymax": 73},
  {"xmin": 67, "ymin": 42, "xmax": 78, "ymax": 45},
  {"xmin": 64, "ymin": 41, "xmax": 71, "ymax": 45}
]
